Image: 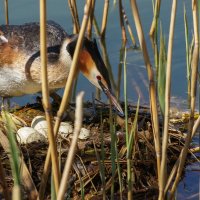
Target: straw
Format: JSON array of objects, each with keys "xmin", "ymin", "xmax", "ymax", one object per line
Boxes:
[
  {"xmin": 4, "ymin": 0, "xmax": 9, "ymax": 25},
  {"xmin": 57, "ymin": 92, "xmax": 84, "ymax": 200},
  {"xmin": 87, "ymin": 0, "xmax": 95, "ymax": 39},
  {"xmin": 149, "ymin": 0, "xmax": 161, "ymax": 37},
  {"xmin": 119, "ymin": 0, "xmax": 127, "ymax": 42},
  {"xmin": 169, "ymin": 1, "xmax": 199, "ymax": 198},
  {"xmin": 122, "ymin": 6, "xmax": 136, "ymax": 47},
  {"xmin": 101, "ymin": 0, "xmax": 109, "ymax": 38},
  {"xmin": 40, "ymin": 0, "xmax": 60, "ymax": 195},
  {"xmin": 158, "ymin": 0, "xmax": 177, "ymax": 199},
  {"xmin": 68, "ymin": 0, "xmax": 80, "ymax": 33},
  {"xmin": 129, "ymin": 0, "xmax": 161, "ymax": 182},
  {"xmin": 38, "ymin": 1, "xmax": 92, "ymax": 199}
]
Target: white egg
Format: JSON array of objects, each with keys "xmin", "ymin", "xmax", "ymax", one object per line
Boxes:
[
  {"xmin": 17, "ymin": 127, "xmax": 47, "ymax": 144},
  {"xmin": 58, "ymin": 122, "xmax": 73, "ymax": 136},
  {"xmin": 78, "ymin": 128, "xmax": 90, "ymax": 140},
  {"xmin": 31, "ymin": 116, "xmax": 48, "ymax": 138}
]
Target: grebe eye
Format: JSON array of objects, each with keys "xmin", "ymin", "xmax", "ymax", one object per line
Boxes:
[{"xmin": 96, "ymin": 75, "xmax": 101, "ymax": 80}]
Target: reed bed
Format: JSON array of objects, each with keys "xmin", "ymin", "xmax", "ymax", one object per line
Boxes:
[{"xmin": 0, "ymin": 0, "xmax": 199, "ymax": 199}]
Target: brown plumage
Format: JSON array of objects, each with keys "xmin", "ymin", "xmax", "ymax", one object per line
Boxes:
[{"xmin": 0, "ymin": 21, "xmax": 124, "ymax": 116}]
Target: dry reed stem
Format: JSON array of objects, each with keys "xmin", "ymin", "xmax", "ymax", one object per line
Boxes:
[
  {"xmin": 40, "ymin": 0, "xmax": 60, "ymax": 194},
  {"xmin": 87, "ymin": 0, "xmax": 95, "ymax": 39},
  {"xmin": 119, "ymin": 0, "xmax": 127, "ymax": 42},
  {"xmin": 190, "ymin": 146, "xmax": 200, "ymax": 153},
  {"xmin": 158, "ymin": 0, "xmax": 177, "ymax": 199},
  {"xmin": 4, "ymin": 0, "xmax": 9, "ymax": 25},
  {"xmin": 129, "ymin": 0, "xmax": 161, "ymax": 182},
  {"xmin": 12, "ymin": 186, "xmax": 20, "ymax": 200},
  {"xmin": 93, "ymin": 18, "xmax": 117, "ymax": 91},
  {"xmin": 0, "ymin": 129, "xmax": 38, "ymax": 199},
  {"xmin": 169, "ymin": 1, "xmax": 199, "ymax": 198},
  {"xmin": 57, "ymin": 92, "xmax": 84, "ymax": 200},
  {"xmin": 122, "ymin": 6, "xmax": 136, "ymax": 47},
  {"xmin": 0, "ymin": 156, "xmax": 10, "ymax": 200},
  {"xmin": 71, "ymin": 0, "xmax": 80, "ymax": 31},
  {"xmin": 68, "ymin": 0, "xmax": 80, "ymax": 33},
  {"xmin": 101, "ymin": 0, "xmax": 109, "ymax": 39},
  {"xmin": 192, "ymin": 114, "xmax": 200, "ymax": 138},
  {"xmin": 149, "ymin": 0, "xmax": 161, "ymax": 37},
  {"xmin": 38, "ymin": 1, "xmax": 92, "ymax": 199}
]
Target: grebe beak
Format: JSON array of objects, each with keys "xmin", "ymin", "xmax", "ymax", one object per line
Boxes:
[{"xmin": 97, "ymin": 77, "xmax": 124, "ymax": 117}]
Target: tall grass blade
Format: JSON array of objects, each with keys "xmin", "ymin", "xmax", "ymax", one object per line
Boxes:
[
  {"xmin": 110, "ymin": 108, "xmax": 116, "ymax": 200},
  {"xmin": 149, "ymin": 0, "xmax": 161, "ymax": 37},
  {"xmin": 157, "ymin": 27, "xmax": 167, "ymax": 116},
  {"xmin": 2, "ymin": 111, "xmax": 21, "ymax": 199},
  {"xmin": 127, "ymin": 97, "xmax": 140, "ymax": 200},
  {"xmin": 123, "ymin": 47, "xmax": 128, "ymax": 145},
  {"xmin": 184, "ymin": 4, "xmax": 192, "ymax": 106},
  {"xmin": 127, "ymin": 97, "xmax": 140, "ymax": 158}
]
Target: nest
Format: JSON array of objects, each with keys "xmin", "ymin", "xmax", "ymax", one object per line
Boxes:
[{"xmin": 0, "ymin": 102, "xmax": 189, "ymax": 199}]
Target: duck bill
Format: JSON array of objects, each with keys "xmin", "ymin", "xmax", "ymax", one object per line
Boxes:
[{"xmin": 98, "ymin": 81, "xmax": 124, "ymax": 117}]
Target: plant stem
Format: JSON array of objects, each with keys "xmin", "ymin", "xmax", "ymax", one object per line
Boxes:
[
  {"xmin": 129, "ymin": 0, "xmax": 161, "ymax": 184},
  {"xmin": 169, "ymin": 1, "xmax": 199, "ymax": 198},
  {"xmin": 159, "ymin": 0, "xmax": 177, "ymax": 199}
]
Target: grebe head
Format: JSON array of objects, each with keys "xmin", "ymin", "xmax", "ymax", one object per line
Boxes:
[{"xmin": 61, "ymin": 34, "xmax": 124, "ymax": 116}]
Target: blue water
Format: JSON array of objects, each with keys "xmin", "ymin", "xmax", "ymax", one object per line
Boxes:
[
  {"xmin": 0, "ymin": 0, "xmax": 194, "ymax": 106},
  {"xmin": 0, "ymin": 1, "xmax": 199, "ymax": 199}
]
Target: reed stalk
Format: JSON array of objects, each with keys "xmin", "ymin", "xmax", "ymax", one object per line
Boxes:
[
  {"xmin": 116, "ymin": 41, "xmax": 126, "ymax": 100},
  {"xmin": 68, "ymin": 0, "xmax": 80, "ymax": 33},
  {"xmin": 149, "ymin": 0, "xmax": 161, "ymax": 37},
  {"xmin": 93, "ymin": 18, "xmax": 117, "ymax": 90},
  {"xmin": 0, "ymin": 156, "xmax": 10, "ymax": 200},
  {"xmin": 40, "ymin": 0, "xmax": 60, "ymax": 195},
  {"xmin": 101, "ymin": 0, "xmax": 109, "ymax": 39},
  {"xmin": 115, "ymin": 139, "xmax": 123, "ymax": 200},
  {"xmin": 38, "ymin": 1, "xmax": 92, "ymax": 199},
  {"xmin": 169, "ymin": 1, "xmax": 199, "ymax": 198},
  {"xmin": 87, "ymin": 0, "xmax": 95, "ymax": 39},
  {"xmin": 129, "ymin": 0, "xmax": 161, "ymax": 183},
  {"xmin": 123, "ymin": 48, "xmax": 129, "ymax": 146},
  {"xmin": 157, "ymin": 27, "xmax": 166, "ymax": 116},
  {"xmin": 123, "ymin": 48, "xmax": 130, "ymax": 199},
  {"xmin": 184, "ymin": 5, "xmax": 194, "ymax": 106},
  {"xmin": 158, "ymin": 1, "xmax": 177, "ymax": 199},
  {"xmin": 122, "ymin": 6, "xmax": 136, "ymax": 47},
  {"xmin": 110, "ymin": 108, "xmax": 115, "ymax": 200},
  {"xmin": 4, "ymin": 0, "xmax": 9, "ymax": 25},
  {"xmin": 127, "ymin": 99, "xmax": 140, "ymax": 200},
  {"xmin": 96, "ymin": 113, "xmax": 106, "ymax": 199},
  {"xmin": 57, "ymin": 92, "xmax": 84, "ymax": 200},
  {"xmin": 119, "ymin": 0, "xmax": 127, "ymax": 42}
]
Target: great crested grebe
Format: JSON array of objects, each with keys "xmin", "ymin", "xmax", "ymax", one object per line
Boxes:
[{"xmin": 0, "ymin": 21, "xmax": 124, "ymax": 115}]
